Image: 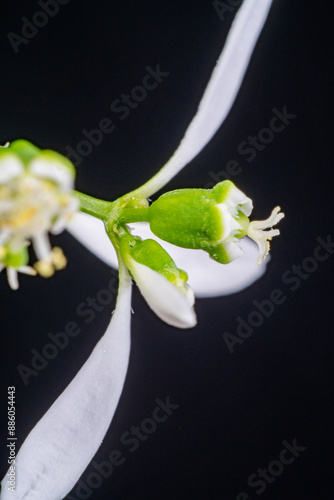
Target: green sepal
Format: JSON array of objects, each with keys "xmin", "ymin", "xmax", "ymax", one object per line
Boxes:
[
  {"xmin": 234, "ymin": 211, "xmax": 249, "ymax": 238},
  {"xmin": 120, "ymin": 235, "xmax": 188, "ymax": 287},
  {"xmin": 147, "ymin": 182, "xmax": 251, "ymax": 256},
  {"xmin": 3, "ymin": 246, "xmax": 29, "ymax": 268},
  {"xmin": 7, "ymin": 140, "xmax": 41, "ymax": 167},
  {"xmin": 36, "ymin": 150, "xmax": 76, "ymax": 174},
  {"xmin": 5, "ymin": 140, "xmax": 76, "ymax": 179},
  {"xmin": 212, "ymin": 179, "xmax": 235, "ymax": 203},
  {"xmin": 148, "ymin": 188, "xmax": 215, "ymax": 248},
  {"xmin": 206, "ymin": 242, "xmax": 233, "ymax": 265}
]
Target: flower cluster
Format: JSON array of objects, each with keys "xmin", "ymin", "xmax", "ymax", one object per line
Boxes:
[
  {"xmin": 0, "ymin": 140, "xmax": 79, "ymax": 289},
  {"xmin": 114, "ymin": 180, "xmax": 284, "ymax": 327},
  {"xmin": 0, "ymin": 138, "xmax": 284, "ymax": 321}
]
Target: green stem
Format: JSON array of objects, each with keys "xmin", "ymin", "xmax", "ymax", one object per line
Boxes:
[
  {"xmin": 117, "ymin": 207, "xmax": 151, "ymax": 224},
  {"xmin": 74, "ymin": 191, "xmax": 114, "ymax": 221}
]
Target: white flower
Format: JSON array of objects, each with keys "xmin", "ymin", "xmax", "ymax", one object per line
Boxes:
[
  {"xmin": 0, "ymin": 1, "xmax": 275, "ymax": 498},
  {"xmin": 0, "ymin": 141, "xmax": 79, "ymax": 288}
]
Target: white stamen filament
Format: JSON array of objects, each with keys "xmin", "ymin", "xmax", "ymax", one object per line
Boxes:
[
  {"xmin": 33, "ymin": 231, "xmax": 53, "ymax": 262},
  {"xmin": 7, "ymin": 267, "xmax": 19, "ymax": 290},
  {"xmin": 247, "ymin": 206, "xmax": 284, "ymax": 264}
]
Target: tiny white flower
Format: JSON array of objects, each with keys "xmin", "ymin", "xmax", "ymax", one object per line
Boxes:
[{"xmin": 0, "ymin": 140, "xmax": 79, "ymax": 288}]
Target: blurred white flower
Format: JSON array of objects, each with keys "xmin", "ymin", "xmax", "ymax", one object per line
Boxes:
[{"xmin": 0, "ymin": 140, "xmax": 79, "ymax": 289}]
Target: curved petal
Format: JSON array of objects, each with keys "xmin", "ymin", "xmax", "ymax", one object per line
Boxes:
[
  {"xmin": 67, "ymin": 211, "xmax": 119, "ymax": 268},
  {"xmin": 0, "ymin": 267, "xmax": 132, "ymax": 500},
  {"xmin": 129, "ymin": 0, "xmax": 274, "ymax": 198}
]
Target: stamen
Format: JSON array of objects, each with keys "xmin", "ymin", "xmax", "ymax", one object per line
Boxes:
[
  {"xmin": 247, "ymin": 206, "xmax": 284, "ymax": 264},
  {"xmin": 7, "ymin": 267, "xmax": 19, "ymax": 290},
  {"xmin": 33, "ymin": 232, "xmax": 52, "ymax": 261},
  {"xmin": 34, "ymin": 260, "xmax": 55, "ymax": 278},
  {"xmin": 51, "ymin": 247, "xmax": 67, "ymax": 270},
  {"xmin": 19, "ymin": 266, "xmax": 37, "ymax": 276}
]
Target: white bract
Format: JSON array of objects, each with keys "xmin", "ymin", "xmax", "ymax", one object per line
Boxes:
[{"xmin": 0, "ymin": 265, "xmax": 132, "ymax": 500}]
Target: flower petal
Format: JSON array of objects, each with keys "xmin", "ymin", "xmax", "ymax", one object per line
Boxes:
[
  {"xmin": 29, "ymin": 156, "xmax": 74, "ymax": 190},
  {"xmin": 67, "ymin": 211, "xmax": 119, "ymax": 267},
  {"xmin": 0, "ymin": 267, "xmax": 132, "ymax": 500},
  {"xmin": 0, "ymin": 153, "xmax": 24, "ymax": 184}
]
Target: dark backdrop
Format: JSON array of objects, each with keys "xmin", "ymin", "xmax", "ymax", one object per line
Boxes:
[{"xmin": 1, "ymin": 1, "xmax": 333, "ymax": 499}]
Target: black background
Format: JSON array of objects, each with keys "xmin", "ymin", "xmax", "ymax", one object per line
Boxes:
[{"xmin": 1, "ymin": 1, "xmax": 333, "ymax": 499}]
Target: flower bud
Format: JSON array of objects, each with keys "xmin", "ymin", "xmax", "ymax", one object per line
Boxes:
[
  {"xmin": 119, "ymin": 236, "xmax": 196, "ymax": 328},
  {"xmin": 148, "ymin": 180, "xmax": 252, "ymax": 264}
]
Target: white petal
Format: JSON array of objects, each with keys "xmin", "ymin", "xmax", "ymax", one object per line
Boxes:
[
  {"xmin": 67, "ymin": 212, "xmax": 118, "ymax": 268},
  {"xmin": 0, "ymin": 269, "xmax": 132, "ymax": 500},
  {"xmin": 130, "ymin": 0, "xmax": 274, "ymax": 198},
  {"xmin": 214, "ymin": 203, "xmax": 241, "ymax": 240},
  {"xmin": 219, "ymin": 238, "xmax": 245, "ymax": 262},
  {"xmin": 0, "ymin": 154, "xmax": 24, "ymax": 184},
  {"xmin": 51, "ymin": 197, "xmax": 80, "ymax": 235},
  {"xmin": 130, "ymin": 260, "xmax": 196, "ymax": 329},
  {"xmin": 29, "ymin": 159, "xmax": 74, "ymax": 189},
  {"xmin": 219, "ymin": 183, "xmax": 253, "ymax": 217},
  {"xmin": 0, "ymin": 229, "xmax": 11, "ymax": 245}
]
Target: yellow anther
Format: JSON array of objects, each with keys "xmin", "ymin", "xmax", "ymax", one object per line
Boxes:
[
  {"xmin": 34, "ymin": 261, "xmax": 55, "ymax": 278},
  {"xmin": 51, "ymin": 247, "xmax": 67, "ymax": 270}
]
